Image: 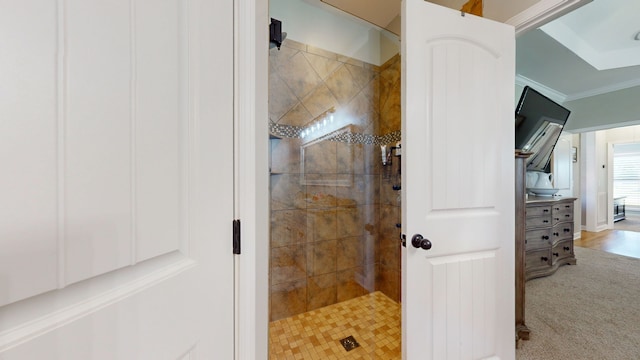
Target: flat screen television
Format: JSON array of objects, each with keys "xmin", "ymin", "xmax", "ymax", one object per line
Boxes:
[{"xmin": 515, "ymin": 86, "xmax": 571, "ymax": 172}]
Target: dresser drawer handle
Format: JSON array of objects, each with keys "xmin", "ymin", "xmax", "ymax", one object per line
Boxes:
[
  {"xmin": 564, "ymin": 228, "xmax": 571, "ymax": 233},
  {"xmin": 541, "ymin": 256, "xmax": 549, "ymax": 262},
  {"xmin": 565, "ymin": 214, "xmax": 571, "ymax": 218},
  {"xmin": 553, "ymin": 252, "xmax": 559, "ymax": 257},
  {"xmin": 542, "ymin": 235, "xmax": 549, "ymax": 240},
  {"xmin": 543, "ymin": 209, "xmax": 549, "ymax": 213},
  {"xmin": 543, "ymin": 220, "xmax": 549, "ymax": 223},
  {"xmin": 563, "ymin": 246, "xmax": 570, "ymax": 251},
  {"xmin": 565, "ymin": 205, "xmax": 571, "ymax": 208}
]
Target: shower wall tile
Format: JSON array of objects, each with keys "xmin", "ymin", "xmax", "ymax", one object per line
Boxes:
[
  {"xmin": 379, "ymin": 54, "xmax": 402, "ymax": 135},
  {"xmin": 325, "ymin": 65, "xmax": 359, "ymax": 105},
  {"xmin": 278, "ymin": 102, "xmax": 313, "ymax": 127},
  {"xmin": 276, "ymin": 51, "xmax": 322, "ymax": 100},
  {"xmin": 270, "ymin": 279, "xmax": 307, "ymax": 321},
  {"xmin": 306, "ymin": 45, "xmax": 338, "ymax": 60},
  {"xmin": 337, "ymin": 236, "xmax": 364, "ymax": 271},
  {"xmin": 307, "ymin": 239, "xmax": 337, "ymax": 276},
  {"xmin": 303, "ymin": 51, "xmax": 342, "ymax": 81},
  {"xmin": 337, "ymin": 206, "xmax": 364, "ymax": 238},
  {"xmin": 271, "ymin": 209, "xmax": 307, "ymax": 248},
  {"xmin": 376, "ymin": 266, "xmax": 400, "ymax": 302},
  {"xmin": 271, "ymin": 244, "xmax": 307, "ymax": 285},
  {"xmin": 336, "ymin": 174, "xmax": 379, "ymax": 206},
  {"xmin": 307, "ymin": 273, "xmax": 337, "ymax": 310},
  {"xmin": 363, "ymin": 144, "xmax": 382, "ymax": 175},
  {"xmin": 303, "ymin": 139, "xmax": 337, "ymax": 174},
  {"xmin": 337, "ymin": 142, "xmax": 361, "ymax": 175},
  {"xmin": 269, "ymin": 43, "xmax": 300, "ymax": 70},
  {"xmin": 343, "ymin": 91, "xmax": 377, "ymax": 134},
  {"xmin": 301, "ymin": 83, "xmax": 339, "ymax": 119},
  {"xmin": 282, "ymin": 39, "xmax": 307, "ymax": 52},
  {"xmin": 362, "ymin": 233, "xmax": 379, "ymax": 266},
  {"xmin": 305, "ymin": 178, "xmax": 337, "ymax": 209},
  {"xmin": 345, "ymin": 63, "xmax": 377, "ymax": 91},
  {"xmin": 270, "ymin": 138, "xmax": 301, "ymax": 174},
  {"xmin": 270, "ymin": 174, "xmax": 305, "ymax": 210},
  {"xmin": 337, "ymin": 267, "xmax": 366, "ymax": 302},
  {"xmin": 360, "ymin": 76, "xmax": 381, "ymax": 113},
  {"xmin": 380, "ymin": 242, "xmax": 399, "ymax": 269},
  {"xmin": 337, "ymin": 55, "xmax": 364, "ymax": 68},
  {"xmin": 306, "ymin": 207, "xmax": 337, "ymax": 241},
  {"xmin": 379, "ymin": 205, "xmax": 400, "ymax": 248},
  {"xmin": 269, "ymin": 72, "xmax": 298, "ymax": 121},
  {"xmin": 380, "ymin": 80, "xmax": 402, "ymax": 134}
]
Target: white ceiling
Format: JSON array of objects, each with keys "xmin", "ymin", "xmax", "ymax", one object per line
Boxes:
[{"xmin": 516, "ymin": 0, "xmax": 640, "ymax": 102}]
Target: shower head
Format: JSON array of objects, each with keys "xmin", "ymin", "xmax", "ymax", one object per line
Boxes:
[{"xmin": 269, "ymin": 18, "xmax": 286, "ymax": 50}]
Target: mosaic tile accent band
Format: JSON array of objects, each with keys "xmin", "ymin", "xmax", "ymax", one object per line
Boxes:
[{"xmin": 270, "ymin": 122, "xmax": 402, "ymax": 145}]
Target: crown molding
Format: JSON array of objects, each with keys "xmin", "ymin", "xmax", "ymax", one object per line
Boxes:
[
  {"xmin": 515, "ymin": 75, "xmax": 567, "ymax": 103},
  {"xmin": 506, "ymin": 0, "xmax": 591, "ymax": 37},
  {"xmin": 563, "ymin": 78, "xmax": 640, "ymax": 102}
]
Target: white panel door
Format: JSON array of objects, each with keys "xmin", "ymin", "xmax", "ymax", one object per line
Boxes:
[
  {"xmin": 402, "ymin": 1, "xmax": 515, "ymax": 359},
  {"xmin": 0, "ymin": 0, "xmax": 234, "ymax": 358}
]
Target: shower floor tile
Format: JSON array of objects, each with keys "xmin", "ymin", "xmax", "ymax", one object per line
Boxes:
[{"xmin": 269, "ymin": 291, "xmax": 401, "ymax": 359}]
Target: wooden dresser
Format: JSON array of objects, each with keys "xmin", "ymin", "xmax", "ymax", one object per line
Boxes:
[
  {"xmin": 515, "ymin": 150, "xmax": 578, "ymax": 343},
  {"xmin": 524, "ymin": 196, "xmax": 576, "ymax": 280}
]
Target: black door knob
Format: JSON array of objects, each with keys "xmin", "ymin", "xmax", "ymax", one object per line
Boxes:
[{"xmin": 411, "ymin": 234, "xmax": 432, "ymax": 250}]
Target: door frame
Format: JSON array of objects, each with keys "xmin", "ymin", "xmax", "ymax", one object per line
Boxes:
[{"xmin": 234, "ymin": 0, "xmax": 587, "ymax": 359}]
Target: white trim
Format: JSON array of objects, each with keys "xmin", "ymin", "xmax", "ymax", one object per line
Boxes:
[
  {"xmin": 568, "ymin": 119, "xmax": 640, "ymax": 134},
  {"xmin": 506, "ymin": 0, "xmax": 591, "ymax": 37},
  {"xmin": 515, "ymin": 74, "xmax": 567, "ymax": 103},
  {"xmin": 573, "ymin": 231, "xmax": 581, "ymax": 240},
  {"xmin": 563, "ymin": 78, "xmax": 640, "ymax": 102},
  {"xmin": 56, "ymin": 0, "xmax": 67, "ymax": 290},
  {"xmin": 235, "ymin": 0, "xmax": 269, "ymax": 359}
]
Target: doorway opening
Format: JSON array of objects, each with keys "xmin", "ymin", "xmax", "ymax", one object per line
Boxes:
[{"xmin": 267, "ymin": 1, "xmax": 402, "ymax": 357}]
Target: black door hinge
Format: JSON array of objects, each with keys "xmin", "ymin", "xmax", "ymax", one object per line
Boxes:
[{"xmin": 233, "ymin": 219, "xmax": 241, "ymax": 254}]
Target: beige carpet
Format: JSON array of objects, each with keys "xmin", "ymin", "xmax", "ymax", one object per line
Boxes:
[{"xmin": 517, "ymin": 246, "xmax": 640, "ymax": 359}]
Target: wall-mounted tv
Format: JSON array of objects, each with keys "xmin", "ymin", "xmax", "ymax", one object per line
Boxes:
[{"xmin": 515, "ymin": 86, "xmax": 571, "ymax": 172}]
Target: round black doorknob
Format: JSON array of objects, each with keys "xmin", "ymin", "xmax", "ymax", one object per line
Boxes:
[{"xmin": 411, "ymin": 234, "xmax": 432, "ymax": 250}]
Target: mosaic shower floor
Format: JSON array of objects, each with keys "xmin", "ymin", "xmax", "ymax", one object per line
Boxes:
[{"xmin": 269, "ymin": 291, "xmax": 401, "ymax": 360}]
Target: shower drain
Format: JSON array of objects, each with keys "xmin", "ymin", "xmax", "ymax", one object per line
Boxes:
[{"xmin": 339, "ymin": 335, "xmax": 360, "ymax": 352}]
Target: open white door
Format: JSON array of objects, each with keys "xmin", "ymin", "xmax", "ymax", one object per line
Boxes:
[
  {"xmin": 402, "ymin": 1, "xmax": 515, "ymax": 359},
  {"xmin": 0, "ymin": 1, "xmax": 234, "ymax": 358}
]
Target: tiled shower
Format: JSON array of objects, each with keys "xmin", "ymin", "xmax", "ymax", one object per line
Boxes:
[{"xmin": 269, "ymin": 39, "xmax": 402, "ymax": 322}]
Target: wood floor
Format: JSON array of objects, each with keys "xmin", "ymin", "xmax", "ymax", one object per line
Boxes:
[{"xmin": 576, "ymin": 228, "xmax": 640, "ymax": 259}]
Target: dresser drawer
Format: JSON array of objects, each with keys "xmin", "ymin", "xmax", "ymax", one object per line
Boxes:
[
  {"xmin": 552, "ymin": 202, "xmax": 574, "ymax": 214},
  {"xmin": 526, "ymin": 205, "xmax": 552, "ymax": 217},
  {"xmin": 525, "ymin": 249, "xmax": 551, "ymax": 272},
  {"xmin": 525, "ymin": 228, "xmax": 550, "ymax": 250},
  {"xmin": 552, "ymin": 240, "xmax": 574, "ymax": 264},
  {"xmin": 551, "ymin": 222, "xmax": 573, "ymax": 244},
  {"xmin": 552, "ymin": 211, "xmax": 573, "ymax": 225},
  {"xmin": 526, "ymin": 215, "xmax": 552, "ymax": 229}
]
